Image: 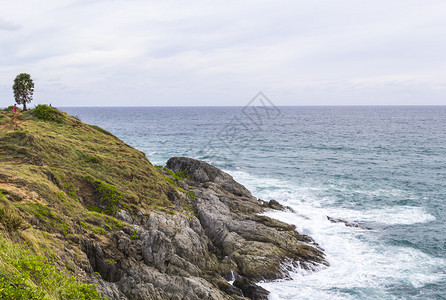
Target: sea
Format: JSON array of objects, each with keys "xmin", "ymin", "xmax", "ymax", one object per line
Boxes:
[{"xmin": 62, "ymin": 105, "xmax": 446, "ymax": 300}]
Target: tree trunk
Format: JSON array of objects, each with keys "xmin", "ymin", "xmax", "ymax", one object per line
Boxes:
[{"xmin": 23, "ymin": 102, "xmax": 27, "ymax": 111}]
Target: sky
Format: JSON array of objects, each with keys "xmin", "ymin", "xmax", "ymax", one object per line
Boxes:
[{"xmin": 1, "ymin": 0, "xmax": 446, "ymax": 107}]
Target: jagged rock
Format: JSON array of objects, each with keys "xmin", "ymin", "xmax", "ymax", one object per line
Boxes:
[
  {"xmin": 80, "ymin": 157, "xmax": 327, "ymax": 299},
  {"xmin": 116, "ymin": 209, "xmax": 133, "ymax": 224},
  {"xmin": 233, "ymin": 278, "xmax": 269, "ymax": 300},
  {"xmin": 166, "ymin": 157, "xmax": 253, "ymax": 198},
  {"xmin": 267, "ymin": 199, "xmax": 285, "ymax": 210},
  {"xmin": 168, "ymin": 157, "xmax": 327, "ymax": 281},
  {"xmin": 327, "ymin": 216, "xmax": 367, "ymax": 229}
]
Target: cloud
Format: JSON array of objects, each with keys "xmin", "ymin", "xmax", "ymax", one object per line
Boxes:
[
  {"xmin": 1, "ymin": 0, "xmax": 446, "ymax": 106},
  {"xmin": 0, "ymin": 17, "xmax": 21, "ymax": 31}
]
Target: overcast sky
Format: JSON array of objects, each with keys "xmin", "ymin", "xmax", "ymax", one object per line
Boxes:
[{"xmin": 1, "ymin": 0, "xmax": 445, "ymax": 107}]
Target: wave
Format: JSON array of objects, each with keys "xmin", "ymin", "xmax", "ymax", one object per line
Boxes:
[{"xmin": 226, "ymin": 169, "xmax": 445, "ymax": 299}]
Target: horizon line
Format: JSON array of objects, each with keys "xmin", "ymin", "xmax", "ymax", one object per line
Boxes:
[{"xmin": 56, "ymin": 104, "xmax": 446, "ymax": 108}]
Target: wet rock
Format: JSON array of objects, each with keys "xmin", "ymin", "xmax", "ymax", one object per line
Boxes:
[
  {"xmin": 267, "ymin": 199, "xmax": 285, "ymax": 210},
  {"xmin": 327, "ymin": 216, "xmax": 367, "ymax": 229},
  {"xmin": 233, "ymin": 278, "xmax": 269, "ymax": 300}
]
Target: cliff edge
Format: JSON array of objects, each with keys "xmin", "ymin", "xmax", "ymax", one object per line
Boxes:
[{"xmin": 0, "ymin": 106, "xmax": 326, "ymax": 300}]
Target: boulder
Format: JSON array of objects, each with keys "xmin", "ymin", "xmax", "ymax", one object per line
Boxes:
[{"xmin": 166, "ymin": 157, "xmax": 252, "ymax": 198}]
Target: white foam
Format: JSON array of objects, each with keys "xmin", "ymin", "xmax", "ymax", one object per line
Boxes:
[
  {"xmin": 225, "ymin": 169, "xmax": 445, "ymax": 300},
  {"xmin": 326, "ymin": 206, "xmax": 436, "ymax": 225}
]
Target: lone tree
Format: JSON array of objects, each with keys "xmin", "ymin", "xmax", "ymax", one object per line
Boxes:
[{"xmin": 13, "ymin": 73, "xmax": 34, "ymax": 111}]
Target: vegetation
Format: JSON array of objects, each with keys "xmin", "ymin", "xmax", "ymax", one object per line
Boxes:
[
  {"xmin": 2, "ymin": 105, "xmax": 22, "ymax": 112},
  {"xmin": 13, "ymin": 73, "xmax": 34, "ymax": 111},
  {"xmin": 0, "ymin": 237, "xmax": 105, "ymax": 299},
  {"xmin": 0, "ymin": 106, "xmax": 181, "ymax": 297},
  {"xmin": 130, "ymin": 229, "xmax": 140, "ymax": 240},
  {"xmin": 31, "ymin": 104, "xmax": 64, "ymax": 123},
  {"xmin": 0, "ymin": 207, "xmax": 26, "ymax": 232}
]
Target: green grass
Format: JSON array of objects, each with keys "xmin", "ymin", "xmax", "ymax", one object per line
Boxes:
[
  {"xmin": 164, "ymin": 168, "xmax": 188, "ymax": 181},
  {"xmin": 27, "ymin": 104, "xmax": 64, "ymax": 123},
  {"xmin": 0, "ymin": 207, "xmax": 25, "ymax": 232},
  {"xmin": 88, "ymin": 125, "xmax": 114, "ymax": 137},
  {"xmin": 187, "ymin": 190, "xmax": 195, "ymax": 200},
  {"xmin": 85, "ymin": 174, "xmax": 124, "ymax": 215},
  {"xmin": 0, "ymin": 107, "xmax": 186, "ymax": 297},
  {"xmin": 130, "ymin": 229, "xmax": 139, "ymax": 240},
  {"xmin": 0, "ymin": 237, "xmax": 105, "ymax": 300},
  {"xmin": 15, "ymin": 203, "xmax": 71, "ymax": 236}
]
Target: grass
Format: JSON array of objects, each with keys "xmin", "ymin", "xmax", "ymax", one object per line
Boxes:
[
  {"xmin": 26, "ymin": 104, "xmax": 64, "ymax": 123},
  {"xmin": 1, "ymin": 107, "xmax": 171, "ymax": 210},
  {"xmin": 15, "ymin": 202, "xmax": 71, "ymax": 236},
  {"xmin": 0, "ymin": 106, "xmax": 182, "ymax": 297},
  {"xmin": 0, "ymin": 207, "xmax": 25, "ymax": 232},
  {"xmin": 0, "ymin": 237, "xmax": 105, "ymax": 299},
  {"xmin": 130, "ymin": 229, "xmax": 139, "ymax": 240},
  {"xmin": 85, "ymin": 174, "xmax": 124, "ymax": 215}
]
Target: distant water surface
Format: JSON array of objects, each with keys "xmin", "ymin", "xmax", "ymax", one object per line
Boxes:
[{"xmin": 62, "ymin": 106, "xmax": 446, "ymax": 300}]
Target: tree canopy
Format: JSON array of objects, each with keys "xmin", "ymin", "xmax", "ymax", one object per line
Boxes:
[{"xmin": 13, "ymin": 73, "xmax": 34, "ymax": 111}]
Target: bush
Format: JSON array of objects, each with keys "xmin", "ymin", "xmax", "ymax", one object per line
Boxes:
[
  {"xmin": 2, "ymin": 105, "xmax": 21, "ymax": 112},
  {"xmin": 130, "ymin": 229, "xmax": 139, "ymax": 240},
  {"xmin": 31, "ymin": 105, "xmax": 64, "ymax": 123}
]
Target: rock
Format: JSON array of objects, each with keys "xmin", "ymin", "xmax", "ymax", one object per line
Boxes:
[
  {"xmin": 233, "ymin": 278, "xmax": 269, "ymax": 300},
  {"xmin": 166, "ymin": 157, "xmax": 253, "ymax": 198},
  {"xmin": 116, "ymin": 209, "xmax": 133, "ymax": 223},
  {"xmin": 81, "ymin": 239, "xmax": 122, "ymax": 282},
  {"xmin": 327, "ymin": 216, "xmax": 367, "ymax": 229},
  {"xmin": 267, "ymin": 199, "xmax": 285, "ymax": 210},
  {"xmin": 168, "ymin": 157, "xmax": 327, "ymax": 281},
  {"xmin": 80, "ymin": 157, "xmax": 327, "ymax": 299}
]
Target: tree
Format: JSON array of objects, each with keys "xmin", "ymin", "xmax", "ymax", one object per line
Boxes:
[{"xmin": 13, "ymin": 73, "xmax": 34, "ymax": 111}]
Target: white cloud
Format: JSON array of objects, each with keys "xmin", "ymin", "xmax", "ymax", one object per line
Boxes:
[{"xmin": 1, "ymin": 0, "xmax": 446, "ymax": 106}]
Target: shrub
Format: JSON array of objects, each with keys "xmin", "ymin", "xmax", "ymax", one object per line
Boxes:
[
  {"xmin": 31, "ymin": 105, "xmax": 64, "ymax": 123},
  {"xmin": 130, "ymin": 229, "xmax": 139, "ymax": 240}
]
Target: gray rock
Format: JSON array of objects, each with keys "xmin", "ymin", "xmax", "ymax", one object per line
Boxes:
[
  {"xmin": 116, "ymin": 209, "xmax": 133, "ymax": 223},
  {"xmin": 267, "ymin": 199, "xmax": 285, "ymax": 210},
  {"xmin": 233, "ymin": 278, "xmax": 269, "ymax": 300},
  {"xmin": 169, "ymin": 157, "xmax": 327, "ymax": 281},
  {"xmin": 327, "ymin": 216, "xmax": 367, "ymax": 229},
  {"xmin": 166, "ymin": 157, "xmax": 252, "ymax": 198},
  {"xmin": 80, "ymin": 157, "xmax": 327, "ymax": 300}
]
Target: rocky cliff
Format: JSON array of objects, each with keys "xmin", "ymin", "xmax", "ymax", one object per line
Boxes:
[{"xmin": 0, "ymin": 106, "xmax": 326, "ymax": 300}]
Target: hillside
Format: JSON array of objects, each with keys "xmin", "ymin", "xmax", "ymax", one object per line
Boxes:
[{"xmin": 0, "ymin": 106, "xmax": 326, "ymax": 299}]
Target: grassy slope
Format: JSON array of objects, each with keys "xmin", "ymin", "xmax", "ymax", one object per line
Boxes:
[{"xmin": 0, "ymin": 105, "xmax": 182, "ymax": 299}]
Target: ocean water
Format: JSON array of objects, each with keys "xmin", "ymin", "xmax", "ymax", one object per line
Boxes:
[{"xmin": 62, "ymin": 106, "xmax": 446, "ymax": 300}]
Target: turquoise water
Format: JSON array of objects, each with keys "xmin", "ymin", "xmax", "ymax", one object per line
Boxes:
[{"xmin": 63, "ymin": 106, "xmax": 446, "ymax": 299}]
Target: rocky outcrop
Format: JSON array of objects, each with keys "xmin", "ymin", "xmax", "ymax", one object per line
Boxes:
[
  {"xmin": 82, "ymin": 157, "xmax": 327, "ymax": 300},
  {"xmin": 327, "ymin": 216, "xmax": 367, "ymax": 229},
  {"xmin": 166, "ymin": 157, "xmax": 252, "ymax": 198},
  {"xmin": 233, "ymin": 278, "xmax": 269, "ymax": 300}
]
